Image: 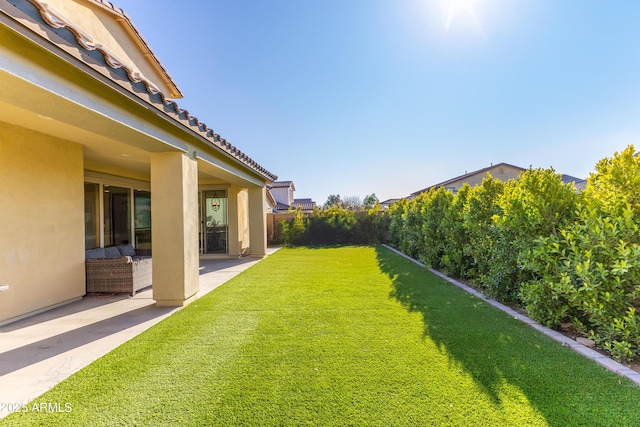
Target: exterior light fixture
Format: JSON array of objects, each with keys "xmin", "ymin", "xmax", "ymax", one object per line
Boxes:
[{"xmin": 211, "ymin": 191, "xmax": 221, "ymax": 211}]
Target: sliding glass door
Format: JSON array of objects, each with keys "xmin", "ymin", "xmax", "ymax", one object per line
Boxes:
[
  {"xmin": 103, "ymin": 186, "xmax": 131, "ymax": 246},
  {"xmin": 134, "ymin": 190, "xmax": 151, "ymax": 251},
  {"xmin": 84, "ymin": 178, "xmax": 151, "ymax": 251},
  {"xmin": 84, "ymin": 183, "xmax": 100, "ymax": 248}
]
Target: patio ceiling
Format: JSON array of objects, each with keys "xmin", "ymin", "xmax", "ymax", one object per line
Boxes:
[
  {"xmin": 0, "ymin": 65, "xmax": 259, "ymax": 185},
  {"xmin": 0, "ymin": 70, "xmax": 165, "ymax": 181}
]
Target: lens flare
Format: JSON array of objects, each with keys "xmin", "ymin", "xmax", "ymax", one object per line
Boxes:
[{"xmin": 443, "ymin": 0, "xmax": 483, "ymax": 33}]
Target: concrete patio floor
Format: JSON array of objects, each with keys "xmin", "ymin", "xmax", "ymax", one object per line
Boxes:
[{"xmin": 0, "ymin": 249, "xmax": 279, "ymax": 419}]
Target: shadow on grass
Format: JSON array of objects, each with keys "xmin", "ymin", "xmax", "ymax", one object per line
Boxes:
[
  {"xmin": 375, "ymin": 246, "xmax": 510, "ymax": 403},
  {"xmin": 375, "ymin": 245, "xmax": 640, "ymax": 425}
]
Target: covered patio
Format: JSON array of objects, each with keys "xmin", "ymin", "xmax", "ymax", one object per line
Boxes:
[{"xmin": 0, "ymin": 0, "xmax": 276, "ymax": 324}]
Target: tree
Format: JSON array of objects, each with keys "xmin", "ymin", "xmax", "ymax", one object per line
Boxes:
[
  {"xmin": 363, "ymin": 193, "xmax": 379, "ymax": 210},
  {"xmin": 323, "ymin": 194, "xmax": 341, "ymax": 210},
  {"xmin": 341, "ymin": 195, "xmax": 363, "ymax": 211}
]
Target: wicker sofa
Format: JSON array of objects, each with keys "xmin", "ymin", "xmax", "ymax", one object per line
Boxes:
[{"xmin": 85, "ymin": 245, "xmax": 152, "ymax": 296}]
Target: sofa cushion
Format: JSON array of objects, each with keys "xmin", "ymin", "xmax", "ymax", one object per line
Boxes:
[
  {"xmin": 104, "ymin": 246, "xmax": 121, "ymax": 258},
  {"xmin": 118, "ymin": 244, "xmax": 137, "ymax": 257},
  {"xmin": 85, "ymin": 247, "xmax": 106, "ymax": 259}
]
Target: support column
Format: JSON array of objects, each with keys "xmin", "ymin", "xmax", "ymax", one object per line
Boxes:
[
  {"xmin": 151, "ymin": 152, "xmax": 199, "ymax": 306},
  {"xmin": 226, "ymin": 185, "xmax": 242, "ymax": 257},
  {"xmin": 248, "ymin": 186, "xmax": 267, "ymax": 257}
]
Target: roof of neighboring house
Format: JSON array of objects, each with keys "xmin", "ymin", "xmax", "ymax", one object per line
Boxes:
[
  {"xmin": 411, "ymin": 163, "xmax": 588, "ymax": 198},
  {"xmin": 411, "ymin": 163, "xmax": 524, "ymax": 197},
  {"xmin": 269, "ymin": 181, "xmax": 295, "ymax": 190},
  {"xmin": 380, "ymin": 198, "xmax": 401, "ymax": 206},
  {"xmin": 380, "ymin": 198, "xmax": 401, "ymax": 204},
  {"xmin": 3, "ymin": 0, "xmax": 276, "ymax": 182},
  {"xmin": 560, "ymin": 174, "xmax": 586, "ymax": 185},
  {"xmin": 270, "ymin": 198, "xmax": 317, "ymax": 212},
  {"xmin": 292, "ymin": 198, "xmax": 316, "ymax": 211},
  {"xmin": 274, "ymin": 202, "xmax": 291, "ymax": 211}
]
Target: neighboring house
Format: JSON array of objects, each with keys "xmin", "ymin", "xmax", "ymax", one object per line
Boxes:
[
  {"xmin": 268, "ymin": 180, "xmax": 316, "ymax": 213},
  {"xmin": 410, "ymin": 162, "xmax": 586, "ymax": 198},
  {"xmin": 265, "ymin": 181, "xmax": 317, "ymax": 242},
  {"xmin": 0, "ymin": 0, "xmax": 276, "ymax": 324},
  {"xmin": 410, "ymin": 163, "xmax": 525, "ymax": 197},
  {"xmin": 269, "ymin": 181, "xmax": 295, "ymax": 208}
]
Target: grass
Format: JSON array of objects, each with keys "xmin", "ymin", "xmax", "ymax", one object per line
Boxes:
[{"xmin": 4, "ymin": 246, "xmax": 640, "ymax": 426}]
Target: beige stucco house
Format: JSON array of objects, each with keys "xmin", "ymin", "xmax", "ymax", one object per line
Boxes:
[
  {"xmin": 268, "ymin": 180, "xmax": 317, "ymax": 213},
  {"xmin": 410, "ymin": 163, "xmax": 526, "ymax": 197},
  {"xmin": 410, "ymin": 162, "xmax": 586, "ymax": 198},
  {"xmin": 0, "ymin": 0, "xmax": 276, "ymax": 324}
]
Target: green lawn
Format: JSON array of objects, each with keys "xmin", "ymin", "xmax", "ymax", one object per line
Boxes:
[{"xmin": 4, "ymin": 246, "xmax": 640, "ymax": 426}]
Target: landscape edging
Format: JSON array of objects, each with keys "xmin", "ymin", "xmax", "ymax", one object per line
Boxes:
[{"xmin": 381, "ymin": 244, "xmax": 640, "ymax": 387}]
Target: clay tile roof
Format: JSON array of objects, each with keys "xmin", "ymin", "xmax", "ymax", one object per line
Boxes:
[
  {"xmin": 275, "ymin": 202, "xmax": 291, "ymax": 210},
  {"xmin": 270, "ymin": 181, "xmax": 295, "ymax": 190},
  {"xmin": 6, "ymin": 0, "xmax": 276, "ymax": 182},
  {"xmin": 85, "ymin": 0, "xmax": 182, "ymax": 99},
  {"xmin": 292, "ymin": 199, "xmax": 316, "ymax": 210}
]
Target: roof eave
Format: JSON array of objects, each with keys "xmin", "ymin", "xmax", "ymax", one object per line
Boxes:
[
  {"xmin": 3, "ymin": 0, "xmax": 276, "ymax": 182},
  {"xmin": 86, "ymin": 0, "xmax": 183, "ymax": 98}
]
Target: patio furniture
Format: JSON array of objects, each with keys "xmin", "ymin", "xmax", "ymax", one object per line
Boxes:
[{"xmin": 85, "ymin": 245, "xmax": 152, "ymax": 296}]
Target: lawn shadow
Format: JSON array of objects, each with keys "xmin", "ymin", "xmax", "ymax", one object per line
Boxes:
[
  {"xmin": 375, "ymin": 246, "xmax": 510, "ymax": 403},
  {"xmin": 374, "ymin": 245, "xmax": 616, "ymax": 424}
]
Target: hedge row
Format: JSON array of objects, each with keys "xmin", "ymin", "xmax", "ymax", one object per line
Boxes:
[
  {"xmin": 276, "ymin": 206, "xmax": 385, "ymax": 246},
  {"xmin": 386, "ymin": 146, "xmax": 640, "ymax": 361}
]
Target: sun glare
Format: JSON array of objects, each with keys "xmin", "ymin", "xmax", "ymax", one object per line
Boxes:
[{"xmin": 443, "ymin": 0, "xmax": 483, "ymax": 33}]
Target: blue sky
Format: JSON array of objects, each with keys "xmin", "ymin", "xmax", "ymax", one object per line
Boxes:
[{"xmin": 119, "ymin": 0, "xmax": 640, "ymax": 204}]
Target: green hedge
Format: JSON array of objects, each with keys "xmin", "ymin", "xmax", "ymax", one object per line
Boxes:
[{"xmin": 276, "ymin": 206, "xmax": 385, "ymax": 246}]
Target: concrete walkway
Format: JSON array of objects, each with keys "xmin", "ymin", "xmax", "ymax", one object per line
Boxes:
[{"xmin": 0, "ymin": 249, "xmax": 279, "ymax": 419}]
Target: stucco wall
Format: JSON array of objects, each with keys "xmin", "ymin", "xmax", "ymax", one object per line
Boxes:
[
  {"xmin": 0, "ymin": 124, "xmax": 85, "ymax": 324},
  {"xmin": 451, "ymin": 164, "xmax": 524, "ymax": 190},
  {"xmin": 270, "ymin": 186, "xmax": 292, "ymax": 206}
]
